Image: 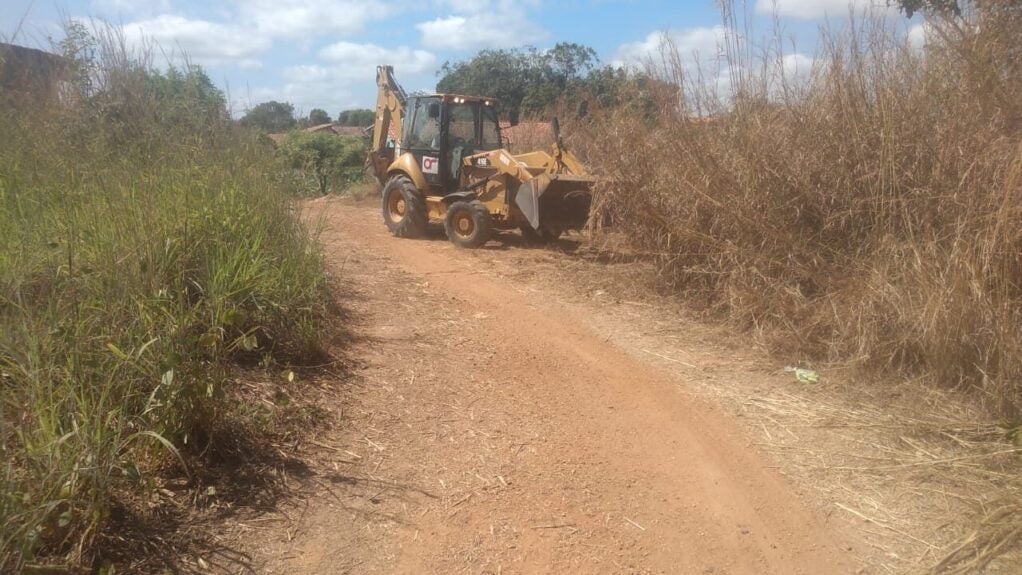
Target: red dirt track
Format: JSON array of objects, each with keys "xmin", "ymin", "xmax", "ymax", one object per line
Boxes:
[{"xmin": 243, "ymin": 198, "xmax": 855, "ymax": 574}]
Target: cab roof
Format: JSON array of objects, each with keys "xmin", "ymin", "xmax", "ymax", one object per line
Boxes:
[{"xmin": 414, "ymin": 93, "xmax": 499, "ymax": 105}]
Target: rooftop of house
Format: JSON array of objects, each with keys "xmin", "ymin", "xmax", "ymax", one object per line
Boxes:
[
  {"xmin": 499, "ymin": 121, "xmax": 553, "ymax": 147},
  {"xmin": 305, "ymin": 123, "xmax": 369, "ymax": 137},
  {"xmin": 267, "ymin": 122, "xmax": 371, "ymax": 145},
  {"xmin": 0, "ymin": 43, "xmax": 68, "ymax": 70},
  {"xmin": 0, "ymin": 43, "xmax": 70, "ymax": 100}
]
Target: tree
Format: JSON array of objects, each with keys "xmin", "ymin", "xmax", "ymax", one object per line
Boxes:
[
  {"xmin": 146, "ymin": 66, "xmax": 229, "ymax": 130},
  {"xmin": 892, "ymin": 0, "xmax": 960, "ymax": 17},
  {"xmin": 58, "ymin": 19, "xmax": 98, "ymax": 102},
  {"xmin": 337, "ymin": 108, "xmax": 375, "ymax": 126},
  {"xmin": 50, "ymin": 22, "xmax": 229, "ymax": 144},
  {"xmin": 278, "ymin": 132, "xmax": 366, "ymax": 195},
  {"xmin": 581, "ymin": 66, "xmax": 662, "ymax": 117},
  {"xmin": 436, "ymin": 42, "xmax": 601, "ymax": 119},
  {"xmin": 892, "ymin": 1, "xmax": 1019, "ymax": 88},
  {"xmin": 241, "ymin": 101, "xmax": 297, "ymax": 132},
  {"xmin": 308, "ymin": 108, "xmax": 331, "ymax": 125},
  {"xmin": 544, "ymin": 43, "xmax": 599, "ymax": 83},
  {"xmin": 437, "ymin": 47, "xmax": 538, "ymax": 119}
]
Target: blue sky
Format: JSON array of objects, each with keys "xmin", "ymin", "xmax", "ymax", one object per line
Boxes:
[{"xmin": 2, "ymin": 0, "xmax": 914, "ymax": 117}]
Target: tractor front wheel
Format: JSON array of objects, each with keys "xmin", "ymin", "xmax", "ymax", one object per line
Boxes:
[
  {"xmin": 444, "ymin": 201, "xmax": 492, "ymax": 248},
  {"xmin": 381, "ymin": 174, "xmax": 427, "ymax": 238}
]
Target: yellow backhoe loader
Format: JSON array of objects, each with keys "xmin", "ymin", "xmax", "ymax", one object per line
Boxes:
[{"xmin": 366, "ymin": 65, "xmax": 593, "ymax": 248}]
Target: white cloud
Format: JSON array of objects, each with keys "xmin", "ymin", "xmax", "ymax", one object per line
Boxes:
[
  {"xmin": 781, "ymin": 53, "xmax": 815, "ymax": 77},
  {"xmin": 121, "ymin": 15, "xmax": 271, "ymax": 66},
  {"xmin": 417, "ymin": 0, "xmax": 545, "ymax": 50},
  {"xmin": 754, "ymin": 0, "xmax": 895, "ymax": 20},
  {"xmin": 271, "ymin": 42, "xmax": 436, "ymax": 113},
  {"xmin": 611, "ymin": 27, "xmax": 734, "ymax": 107},
  {"xmin": 280, "ymin": 44, "xmax": 435, "ymax": 98},
  {"xmin": 282, "ymin": 65, "xmax": 331, "ymax": 83},
  {"xmin": 768, "ymin": 52, "xmax": 816, "ymax": 95},
  {"xmin": 91, "ymin": 0, "xmax": 170, "ymax": 16},
  {"xmin": 613, "ymin": 27, "xmax": 819, "ymax": 106},
  {"xmin": 237, "ymin": 58, "xmax": 263, "ymax": 70},
  {"xmin": 237, "ymin": 0, "xmax": 390, "ymax": 40},
  {"xmin": 907, "ymin": 22, "xmax": 934, "ymax": 49},
  {"xmin": 611, "ymin": 27, "xmax": 727, "ymax": 70},
  {"xmin": 114, "ymin": 0, "xmax": 393, "ymax": 69},
  {"xmin": 318, "ymin": 42, "xmax": 437, "ymax": 77}
]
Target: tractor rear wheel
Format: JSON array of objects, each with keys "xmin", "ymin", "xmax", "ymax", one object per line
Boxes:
[
  {"xmin": 444, "ymin": 201, "xmax": 492, "ymax": 248},
  {"xmin": 381, "ymin": 174, "xmax": 427, "ymax": 238}
]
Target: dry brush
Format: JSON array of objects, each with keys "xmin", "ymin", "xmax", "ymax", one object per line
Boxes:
[{"xmin": 580, "ymin": 8, "xmax": 1022, "ymax": 416}]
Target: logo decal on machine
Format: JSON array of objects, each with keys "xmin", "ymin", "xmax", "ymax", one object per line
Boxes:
[{"xmin": 422, "ymin": 156, "xmax": 439, "ymax": 175}]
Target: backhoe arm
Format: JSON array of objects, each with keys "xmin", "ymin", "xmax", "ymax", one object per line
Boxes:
[{"xmin": 373, "ymin": 65, "xmax": 406, "ymax": 152}]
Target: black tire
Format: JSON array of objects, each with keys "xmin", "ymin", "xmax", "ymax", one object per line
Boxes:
[
  {"xmin": 519, "ymin": 224, "xmax": 562, "ymax": 244},
  {"xmin": 381, "ymin": 174, "xmax": 427, "ymax": 238},
  {"xmin": 444, "ymin": 201, "xmax": 492, "ymax": 248}
]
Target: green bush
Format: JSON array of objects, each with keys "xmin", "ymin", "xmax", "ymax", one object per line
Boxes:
[
  {"xmin": 278, "ymin": 131, "xmax": 367, "ymax": 196},
  {"xmin": 0, "ymin": 26, "xmax": 328, "ymax": 571}
]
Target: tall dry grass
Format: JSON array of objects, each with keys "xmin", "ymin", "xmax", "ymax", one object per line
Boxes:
[
  {"xmin": 0, "ymin": 26, "xmax": 328, "ymax": 571},
  {"xmin": 579, "ymin": 3, "xmax": 1022, "ymax": 415},
  {"xmin": 573, "ymin": 7, "xmax": 1022, "ymax": 567}
]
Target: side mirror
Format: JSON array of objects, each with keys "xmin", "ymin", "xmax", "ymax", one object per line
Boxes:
[
  {"xmin": 551, "ymin": 117, "xmax": 561, "ymax": 142},
  {"xmin": 428, "ymin": 103, "xmax": 440, "ymax": 118}
]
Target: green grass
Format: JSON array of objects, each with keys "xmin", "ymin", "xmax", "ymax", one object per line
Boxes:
[{"xmin": 0, "ymin": 32, "xmax": 328, "ymax": 571}]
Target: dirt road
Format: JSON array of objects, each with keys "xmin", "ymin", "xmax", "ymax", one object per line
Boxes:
[{"xmin": 238, "ymin": 198, "xmax": 856, "ymax": 574}]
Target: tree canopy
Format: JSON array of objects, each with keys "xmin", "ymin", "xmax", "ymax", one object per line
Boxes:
[
  {"xmin": 436, "ymin": 42, "xmax": 600, "ymax": 120},
  {"xmin": 241, "ymin": 101, "xmax": 297, "ymax": 133},
  {"xmin": 278, "ymin": 132, "xmax": 366, "ymax": 196},
  {"xmin": 435, "ymin": 42, "xmax": 659, "ymax": 121},
  {"xmin": 143, "ymin": 66, "xmax": 228, "ymax": 131},
  {"xmin": 892, "ymin": 0, "xmax": 960, "ymax": 17},
  {"xmin": 55, "ymin": 22, "xmax": 230, "ymax": 142},
  {"xmin": 337, "ymin": 108, "xmax": 375, "ymax": 126},
  {"xmin": 308, "ymin": 108, "xmax": 331, "ymax": 125}
]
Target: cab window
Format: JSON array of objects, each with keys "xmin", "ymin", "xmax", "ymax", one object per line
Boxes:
[
  {"xmin": 448, "ymin": 104, "xmax": 476, "ymax": 145},
  {"xmin": 407, "ymin": 100, "xmax": 440, "ymax": 150},
  {"xmin": 480, "ymin": 105, "xmax": 501, "ymax": 150}
]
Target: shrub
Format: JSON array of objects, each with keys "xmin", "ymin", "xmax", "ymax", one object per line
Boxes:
[
  {"xmin": 0, "ymin": 26, "xmax": 328, "ymax": 571},
  {"xmin": 580, "ymin": 6, "xmax": 1022, "ymax": 413},
  {"xmin": 278, "ymin": 131, "xmax": 367, "ymax": 196}
]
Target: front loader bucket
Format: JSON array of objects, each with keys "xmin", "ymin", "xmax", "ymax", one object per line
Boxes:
[{"xmin": 514, "ymin": 174, "xmax": 593, "ymax": 231}]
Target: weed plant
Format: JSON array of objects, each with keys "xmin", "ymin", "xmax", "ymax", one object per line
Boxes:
[{"xmin": 0, "ymin": 27, "xmax": 327, "ymax": 571}]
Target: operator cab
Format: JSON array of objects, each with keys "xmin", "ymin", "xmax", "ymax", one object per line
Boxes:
[{"xmin": 401, "ymin": 94, "xmax": 502, "ymax": 194}]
